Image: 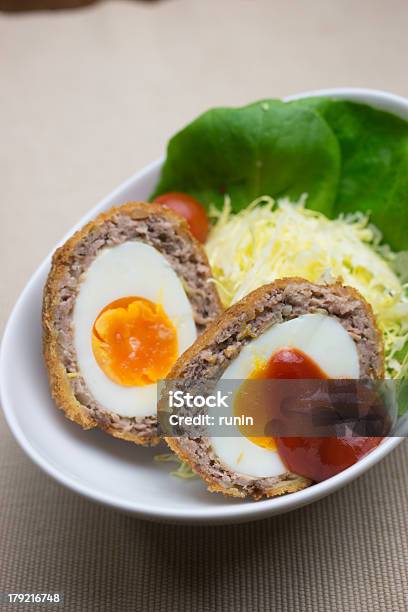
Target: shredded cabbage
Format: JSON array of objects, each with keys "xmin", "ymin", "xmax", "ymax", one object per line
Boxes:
[
  {"xmin": 206, "ymin": 196, "xmax": 408, "ymax": 379},
  {"xmin": 154, "ymin": 453, "xmax": 196, "ymax": 479}
]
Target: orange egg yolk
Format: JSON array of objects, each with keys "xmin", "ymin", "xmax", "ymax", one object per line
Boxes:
[
  {"xmin": 92, "ymin": 296, "xmax": 178, "ymax": 387},
  {"xmin": 234, "ymin": 348, "xmax": 327, "ymax": 451}
]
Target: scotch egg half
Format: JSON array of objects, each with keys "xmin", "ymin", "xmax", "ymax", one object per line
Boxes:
[
  {"xmin": 43, "ymin": 202, "xmax": 222, "ymax": 444},
  {"xmin": 165, "ymin": 278, "xmax": 383, "ymax": 498}
]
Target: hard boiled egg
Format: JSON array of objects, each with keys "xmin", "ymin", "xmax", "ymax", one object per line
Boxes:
[
  {"xmin": 209, "ymin": 313, "xmax": 360, "ymax": 478},
  {"xmin": 73, "ymin": 241, "xmax": 197, "ymax": 418}
]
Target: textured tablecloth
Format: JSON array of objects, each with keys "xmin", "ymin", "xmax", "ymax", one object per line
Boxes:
[{"xmin": 1, "ymin": 1, "xmax": 408, "ymax": 610}]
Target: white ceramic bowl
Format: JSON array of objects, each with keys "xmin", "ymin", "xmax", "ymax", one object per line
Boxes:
[{"xmin": 0, "ymin": 88, "xmax": 405, "ymax": 525}]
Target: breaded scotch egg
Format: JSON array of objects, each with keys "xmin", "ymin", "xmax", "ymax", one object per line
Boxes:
[
  {"xmin": 43, "ymin": 202, "xmax": 222, "ymax": 445},
  {"xmin": 164, "ymin": 278, "xmax": 384, "ymax": 499}
]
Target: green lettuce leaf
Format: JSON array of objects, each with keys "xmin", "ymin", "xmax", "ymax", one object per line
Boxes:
[
  {"xmin": 151, "ymin": 98, "xmax": 408, "ymax": 251},
  {"xmin": 291, "ymin": 98, "xmax": 408, "ymax": 251},
  {"xmin": 151, "ymin": 100, "xmax": 341, "ymax": 215}
]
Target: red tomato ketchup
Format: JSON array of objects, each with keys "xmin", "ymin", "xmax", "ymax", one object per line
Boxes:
[
  {"xmin": 153, "ymin": 192, "xmax": 209, "ymax": 243},
  {"xmin": 276, "ymin": 436, "xmax": 382, "ymax": 483},
  {"xmin": 263, "ymin": 348, "xmax": 327, "ymax": 380},
  {"xmin": 266, "ymin": 349, "xmax": 382, "ymax": 482}
]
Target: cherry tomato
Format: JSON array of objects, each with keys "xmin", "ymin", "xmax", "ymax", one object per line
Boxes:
[
  {"xmin": 153, "ymin": 192, "xmax": 209, "ymax": 243},
  {"xmin": 276, "ymin": 436, "xmax": 382, "ymax": 482}
]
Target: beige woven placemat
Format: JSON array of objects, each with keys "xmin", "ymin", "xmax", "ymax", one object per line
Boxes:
[
  {"xmin": 2, "ymin": 1, "xmax": 408, "ymax": 609},
  {"xmin": 0, "ymin": 408, "xmax": 407, "ymax": 612}
]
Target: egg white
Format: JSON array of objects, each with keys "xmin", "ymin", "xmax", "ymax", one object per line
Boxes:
[
  {"xmin": 73, "ymin": 241, "xmax": 197, "ymax": 418},
  {"xmin": 209, "ymin": 313, "xmax": 360, "ymax": 478}
]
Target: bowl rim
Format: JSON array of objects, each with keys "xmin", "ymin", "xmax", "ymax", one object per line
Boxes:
[{"xmin": 0, "ymin": 87, "xmax": 405, "ymax": 523}]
